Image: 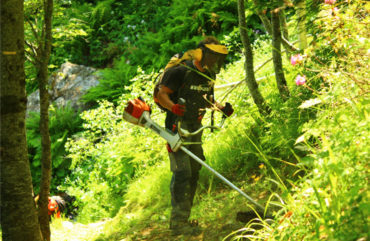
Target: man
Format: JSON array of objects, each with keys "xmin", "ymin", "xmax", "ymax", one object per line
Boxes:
[{"xmin": 157, "ymin": 36, "xmax": 234, "ymax": 236}]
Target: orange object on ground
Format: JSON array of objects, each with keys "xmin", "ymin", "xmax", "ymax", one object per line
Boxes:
[{"xmin": 48, "ymin": 197, "xmax": 61, "ymax": 218}]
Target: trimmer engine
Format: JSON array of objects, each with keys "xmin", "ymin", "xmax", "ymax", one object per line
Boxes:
[
  {"xmin": 123, "ymin": 98, "xmax": 182, "ymax": 152},
  {"xmin": 122, "ymin": 98, "xmax": 151, "ymax": 126}
]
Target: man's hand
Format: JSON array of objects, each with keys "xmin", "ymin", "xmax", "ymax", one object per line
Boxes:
[
  {"xmin": 220, "ymin": 102, "xmax": 234, "ymax": 117},
  {"xmin": 171, "ymin": 104, "xmax": 186, "ymax": 116}
]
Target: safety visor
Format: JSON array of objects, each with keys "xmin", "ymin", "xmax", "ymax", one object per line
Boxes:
[
  {"xmin": 204, "ymin": 47, "xmax": 226, "ymax": 68},
  {"xmin": 204, "ymin": 44, "xmax": 228, "ymax": 55}
]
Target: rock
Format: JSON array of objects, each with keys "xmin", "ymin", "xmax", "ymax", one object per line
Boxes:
[{"xmin": 27, "ymin": 62, "xmax": 100, "ymax": 114}]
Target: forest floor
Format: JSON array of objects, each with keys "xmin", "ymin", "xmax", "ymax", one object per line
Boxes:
[
  {"xmin": 51, "ymin": 215, "xmax": 248, "ymax": 241},
  {"xmin": 51, "ymin": 219, "xmax": 109, "ymax": 241},
  {"xmin": 51, "ymin": 186, "xmax": 270, "ymax": 241}
]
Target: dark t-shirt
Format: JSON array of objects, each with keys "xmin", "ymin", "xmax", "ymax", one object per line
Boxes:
[{"xmin": 161, "ymin": 61, "xmax": 214, "ymax": 129}]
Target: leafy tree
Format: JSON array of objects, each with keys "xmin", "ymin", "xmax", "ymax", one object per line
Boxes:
[
  {"xmin": 24, "ymin": 0, "xmax": 54, "ymax": 239},
  {"xmin": 25, "ymin": 0, "xmax": 89, "ymax": 93},
  {"xmin": 295, "ymin": 0, "xmax": 308, "ymax": 49},
  {"xmin": 271, "ymin": 9, "xmax": 290, "ymax": 100},
  {"xmin": 250, "ymin": 0, "xmax": 291, "ymax": 100},
  {"xmin": 27, "ymin": 105, "xmax": 83, "ymax": 194},
  {"xmin": 238, "ymin": 0, "xmax": 270, "ymax": 115},
  {"xmin": 37, "ymin": 0, "xmax": 54, "ymax": 238},
  {"xmin": 0, "ymin": 0, "xmax": 43, "ymax": 239},
  {"xmin": 252, "ymin": 0, "xmax": 298, "ymax": 53}
]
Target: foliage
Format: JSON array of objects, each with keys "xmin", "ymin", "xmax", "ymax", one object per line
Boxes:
[
  {"xmin": 82, "ymin": 57, "xmax": 138, "ymax": 104},
  {"xmin": 27, "ymin": 105, "xmax": 83, "ymax": 194},
  {"xmin": 232, "ymin": 1, "xmax": 369, "ymax": 240},
  {"xmin": 62, "ymin": 71, "xmax": 167, "ymax": 223},
  {"xmin": 46, "ymin": 1, "xmax": 368, "ymax": 240},
  {"xmin": 24, "ymin": 0, "xmax": 90, "ymax": 94},
  {"xmin": 25, "ymin": 0, "xmax": 267, "ymax": 104}
]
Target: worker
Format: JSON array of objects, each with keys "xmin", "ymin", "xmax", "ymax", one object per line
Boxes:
[{"xmin": 157, "ymin": 36, "xmax": 234, "ymax": 236}]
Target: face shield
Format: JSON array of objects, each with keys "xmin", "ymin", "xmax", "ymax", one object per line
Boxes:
[
  {"xmin": 201, "ymin": 44, "xmax": 228, "ymax": 75},
  {"xmin": 203, "ymin": 49, "xmax": 227, "ymax": 75}
]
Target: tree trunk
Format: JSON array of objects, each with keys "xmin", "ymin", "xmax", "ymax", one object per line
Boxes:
[
  {"xmin": 252, "ymin": 0, "xmax": 298, "ymax": 52},
  {"xmin": 279, "ymin": 9, "xmax": 290, "ymax": 60},
  {"xmin": 237, "ymin": 0, "xmax": 270, "ymax": 115},
  {"xmin": 279, "ymin": 10, "xmax": 289, "ymax": 43},
  {"xmin": 272, "ymin": 10, "xmax": 290, "ymax": 101},
  {"xmin": 0, "ymin": 0, "xmax": 43, "ymax": 240},
  {"xmin": 296, "ymin": 0, "xmax": 307, "ymax": 49},
  {"xmin": 252, "ymin": 0, "xmax": 273, "ymax": 35},
  {"xmin": 37, "ymin": 0, "xmax": 54, "ymax": 240}
]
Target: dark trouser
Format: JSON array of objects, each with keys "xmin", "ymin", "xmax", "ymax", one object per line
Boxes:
[{"xmin": 168, "ymin": 122, "xmax": 204, "ymax": 228}]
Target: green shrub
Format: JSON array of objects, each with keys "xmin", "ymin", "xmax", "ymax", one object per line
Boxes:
[
  {"xmin": 63, "ymin": 71, "xmax": 167, "ymax": 223},
  {"xmin": 82, "ymin": 57, "xmax": 138, "ymax": 104},
  {"xmin": 235, "ymin": 2, "xmax": 369, "ymax": 240},
  {"xmin": 27, "ymin": 105, "xmax": 83, "ymax": 194}
]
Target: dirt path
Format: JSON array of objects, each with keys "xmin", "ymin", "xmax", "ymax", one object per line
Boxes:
[{"xmin": 51, "ymin": 219, "xmax": 109, "ymax": 241}]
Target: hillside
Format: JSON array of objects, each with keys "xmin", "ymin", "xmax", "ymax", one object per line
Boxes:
[
  {"xmin": 10, "ymin": 0, "xmax": 368, "ymax": 241},
  {"xmin": 47, "ymin": 2, "xmax": 369, "ymax": 240}
]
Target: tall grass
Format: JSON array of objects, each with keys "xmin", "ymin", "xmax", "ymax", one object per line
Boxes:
[
  {"xmin": 57, "ymin": 2, "xmax": 368, "ymax": 240},
  {"xmin": 230, "ymin": 1, "xmax": 369, "ymax": 240}
]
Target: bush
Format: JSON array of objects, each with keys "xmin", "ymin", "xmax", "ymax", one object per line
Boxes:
[
  {"xmin": 235, "ymin": 1, "xmax": 369, "ymax": 240},
  {"xmin": 82, "ymin": 57, "xmax": 138, "ymax": 104},
  {"xmin": 62, "ymin": 71, "xmax": 167, "ymax": 223},
  {"xmin": 27, "ymin": 105, "xmax": 83, "ymax": 194}
]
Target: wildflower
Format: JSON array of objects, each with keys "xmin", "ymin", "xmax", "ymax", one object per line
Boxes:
[
  {"xmin": 330, "ymin": 7, "xmax": 339, "ymax": 16},
  {"xmin": 295, "ymin": 75, "xmax": 306, "ymax": 85},
  {"xmin": 290, "ymin": 54, "xmax": 303, "ymax": 66},
  {"xmin": 251, "ymin": 174, "xmax": 261, "ymax": 182},
  {"xmin": 324, "ymin": 0, "xmax": 336, "ymax": 5}
]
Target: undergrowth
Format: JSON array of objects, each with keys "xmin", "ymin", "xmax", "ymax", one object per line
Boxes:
[
  {"xmin": 57, "ymin": 1, "xmax": 369, "ymax": 240},
  {"xmin": 230, "ymin": 1, "xmax": 369, "ymax": 240}
]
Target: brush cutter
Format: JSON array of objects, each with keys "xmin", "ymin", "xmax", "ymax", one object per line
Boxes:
[{"xmin": 122, "ymin": 98, "xmax": 266, "ymax": 212}]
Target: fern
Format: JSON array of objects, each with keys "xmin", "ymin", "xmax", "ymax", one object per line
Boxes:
[
  {"xmin": 27, "ymin": 105, "xmax": 83, "ymax": 193},
  {"xmin": 90, "ymin": 0, "xmax": 114, "ymax": 28}
]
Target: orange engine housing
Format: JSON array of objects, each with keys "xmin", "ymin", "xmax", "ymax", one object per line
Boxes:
[{"xmin": 123, "ymin": 98, "xmax": 151, "ymax": 125}]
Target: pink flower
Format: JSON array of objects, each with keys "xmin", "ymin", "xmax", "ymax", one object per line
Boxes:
[
  {"xmin": 324, "ymin": 0, "xmax": 336, "ymax": 5},
  {"xmin": 291, "ymin": 54, "xmax": 303, "ymax": 66},
  {"xmin": 295, "ymin": 75, "xmax": 306, "ymax": 86}
]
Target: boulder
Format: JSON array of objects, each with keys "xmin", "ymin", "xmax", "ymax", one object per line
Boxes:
[{"xmin": 27, "ymin": 62, "xmax": 100, "ymax": 114}]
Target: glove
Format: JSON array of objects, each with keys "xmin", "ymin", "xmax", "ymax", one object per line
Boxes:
[
  {"xmin": 171, "ymin": 104, "xmax": 186, "ymax": 116},
  {"xmin": 221, "ymin": 102, "xmax": 234, "ymax": 117}
]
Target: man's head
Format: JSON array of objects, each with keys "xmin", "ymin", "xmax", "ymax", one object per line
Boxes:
[{"xmin": 198, "ymin": 36, "xmax": 228, "ymax": 74}]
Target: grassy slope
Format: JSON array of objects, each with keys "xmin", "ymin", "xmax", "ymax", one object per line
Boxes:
[
  {"xmin": 51, "ymin": 39, "xmax": 294, "ymax": 241},
  {"xmin": 51, "ymin": 2, "xmax": 369, "ymax": 240}
]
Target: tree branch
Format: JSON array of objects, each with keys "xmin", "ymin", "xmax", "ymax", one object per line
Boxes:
[
  {"xmin": 25, "ymin": 52, "xmax": 37, "ymax": 66},
  {"xmin": 238, "ymin": 0, "xmax": 270, "ymax": 115},
  {"xmin": 25, "ymin": 40, "xmax": 38, "ymax": 58},
  {"xmin": 26, "ymin": 17, "xmax": 41, "ymax": 46},
  {"xmin": 252, "ymin": 0, "xmax": 298, "ymax": 53}
]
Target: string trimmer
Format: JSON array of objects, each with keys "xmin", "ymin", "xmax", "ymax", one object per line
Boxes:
[{"xmin": 122, "ymin": 98, "xmax": 268, "ymax": 217}]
